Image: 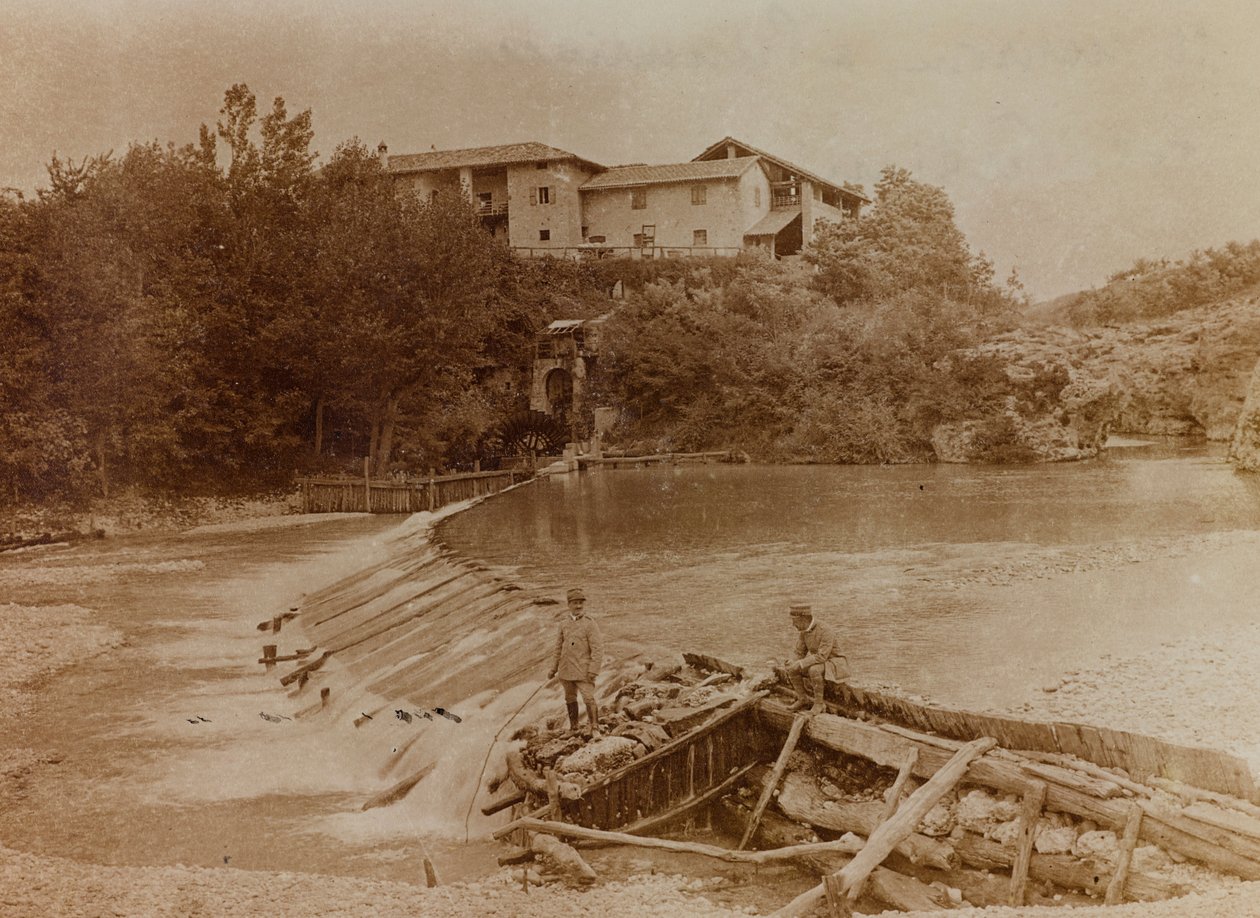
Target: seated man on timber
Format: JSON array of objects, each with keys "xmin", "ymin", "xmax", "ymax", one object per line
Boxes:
[{"xmin": 785, "ymin": 601, "xmax": 849, "ymax": 713}]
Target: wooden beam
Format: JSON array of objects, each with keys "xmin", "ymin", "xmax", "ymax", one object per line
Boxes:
[
  {"xmin": 739, "ymin": 712, "xmax": 808, "ymax": 850},
  {"xmin": 953, "ymin": 834, "xmax": 1188, "ymax": 902},
  {"xmin": 362, "ymin": 764, "xmax": 436, "ymax": 811},
  {"xmin": 514, "ymin": 817, "xmax": 863, "ymax": 864},
  {"xmin": 772, "ymin": 737, "xmax": 996, "ymax": 918},
  {"xmin": 755, "ymin": 768, "xmax": 957, "ymax": 870},
  {"xmin": 618, "ymin": 761, "xmax": 759, "ymax": 837},
  {"xmin": 878, "ymin": 749, "xmax": 919, "ymax": 825},
  {"xmin": 823, "ymin": 875, "xmax": 851, "ymax": 918},
  {"xmin": 1009, "ymin": 780, "xmax": 1047, "ymax": 906},
  {"xmin": 482, "ymin": 789, "xmax": 527, "ymax": 817},
  {"xmin": 1106, "ymin": 802, "xmax": 1144, "ymax": 905}
]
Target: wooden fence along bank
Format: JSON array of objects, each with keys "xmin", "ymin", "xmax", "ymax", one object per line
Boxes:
[{"xmin": 298, "ymin": 469, "xmax": 523, "ymax": 514}]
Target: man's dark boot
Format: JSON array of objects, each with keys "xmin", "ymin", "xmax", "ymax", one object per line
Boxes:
[
  {"xmin": 586, "ymin": 701, "xmax": 601, "ymax": 738},
  {"xmin": 566, "ymin": 701, "xmax": 580, "ymax": 731},
  {"xmin": 809, "ymin": 673, "xmax": 827, "ymax": 714},
  {"xmin": 787, "ymin": 670, "xmax": 811, "ymax": 711}
]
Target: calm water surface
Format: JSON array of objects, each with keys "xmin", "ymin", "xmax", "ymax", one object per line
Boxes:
[{"xmin": 441, "ymin": 440, "xmax": 1260, "ymax": 706}]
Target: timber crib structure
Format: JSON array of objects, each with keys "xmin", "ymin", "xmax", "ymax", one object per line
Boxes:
[
  {"xmin": 492, "ymin": 655, "xmax": 1260, "ymax": 914},
  {"xmin": 298, "ymin": 469, "xmax": 524, "ymax": 514}
]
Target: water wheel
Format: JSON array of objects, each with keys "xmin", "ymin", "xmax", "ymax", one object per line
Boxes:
[{"xmin": 482, "ymin": 410, "xmax": 569, "ymax": 459}]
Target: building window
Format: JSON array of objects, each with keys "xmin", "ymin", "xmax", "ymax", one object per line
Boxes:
[
  {"xmin": 535, "ymin": 186, "xmax": 551, "ymax": 205},
  {"xmin": 754, "ymin": 186, "xmax": 761, "ymax": 208},
  {"xmin": 631, "ymin": 188, "xmax": 647, "ymax": 209},
  {"xmin": 539, "ymin": 229, "xmax": 550, "ymax": 241},
  {"xmin": 691, "ymin": 185, "xmax": 707, "ymax": 205},
  {"xmin": 536, "ymin": 161, "xmax": 548, "ymax": 170},
  {"xmin": 693, "ymin": 229, "xmax": 707, "ymax": 246}
]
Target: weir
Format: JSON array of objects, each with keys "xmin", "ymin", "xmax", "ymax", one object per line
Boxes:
[{"xmin": 258, "ymin": 468, "xmax": 1260, "ymax": 912}]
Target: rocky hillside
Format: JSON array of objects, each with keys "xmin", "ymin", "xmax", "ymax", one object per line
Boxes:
[
  {"xmin": 1229, "ymin": 360, "xmax": 1260, "ymax": 471},
  {"xmin": 935, "ymin": 286, "xmax": 1260, "ymax": 463}
]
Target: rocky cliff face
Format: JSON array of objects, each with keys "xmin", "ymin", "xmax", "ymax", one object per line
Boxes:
[
  {"xmin": 934, "ymin": 288, "xmax": 1260, "ymax": 463},
  {"xmin": 1228, "ymin": 359, "xmax": 1260, "ymax": 471}
]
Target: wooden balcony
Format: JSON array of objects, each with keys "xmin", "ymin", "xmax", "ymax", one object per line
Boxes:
[
  {"xmin": 477, "ymin": 201, "xmax": 509, "ymax": 218},
  {"xmin": 771, "ymin": 182, "xmax": 800, "ymax": 210}
]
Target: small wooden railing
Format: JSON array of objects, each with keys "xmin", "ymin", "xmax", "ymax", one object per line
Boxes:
[
  {"xmin": 297, "ymin": 469, "xmax": 524, "ymax": 514},
  {"xmin": 579, "ymin": 450, "xmax": 737, "ymax": 469},
  {"xmin": 511, "ymin": 245, "xmax": 743, "ymax": 260}
]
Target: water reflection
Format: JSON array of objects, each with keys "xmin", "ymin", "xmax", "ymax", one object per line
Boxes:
[{"xmin": 441, "ymin": 442, "xmax": 1260, "ymax": 707}]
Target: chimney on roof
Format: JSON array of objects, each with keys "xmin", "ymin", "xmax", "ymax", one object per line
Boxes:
[{"xmin": 726, "ymin": 143, "xmax": 737, "ymax": 159}]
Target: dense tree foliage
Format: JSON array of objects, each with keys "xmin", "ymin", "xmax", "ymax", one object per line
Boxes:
[
  {"xmin": 1, "ymin": 103, "xmax": 1055, "ymax": 503},
  {"xmin": 599, "ymin": 168, "xmax": 1026, "ymax": 462},
  {"xmin": 0, "ymin": 86, "xmax": 591, "ymax": 501},
  {"xmin": 1063, "ymin": 241, "xmax": 1260, "ymax": 325}
]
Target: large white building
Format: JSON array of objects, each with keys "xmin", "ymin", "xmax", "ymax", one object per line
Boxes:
[{"xmin": 386, "ymin": 136, "xmax": 867, "ymax": 258}]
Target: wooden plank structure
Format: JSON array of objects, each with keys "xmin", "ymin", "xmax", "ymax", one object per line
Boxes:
[
  {"xmin": 556, "ymin": 692, "xmax": 773, "ymax": 832},
  {"xmin": 578, "ymin": 450, "xmax": 736, "ymax": 470},
  {"xmin": 297, "ymin": 469, "xmax": 522, "ymax": 514},
  {"xmin": 827, "ymin": 681, "xmax": 1259, "ymax": 804}
]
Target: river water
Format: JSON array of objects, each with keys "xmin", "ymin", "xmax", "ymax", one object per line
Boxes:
[
  {"xmin": 440, "ymin": 439, "xmax": 1260, "ymax": 707},
  {"xmin": 4, "ymin": 439, "xmax": 1260, "ymax": 888}
]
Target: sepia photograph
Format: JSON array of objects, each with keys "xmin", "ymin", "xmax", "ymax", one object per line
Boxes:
[{"xmin": 2, "ymin": 1, "xmax": 1260, "ymax": 915}]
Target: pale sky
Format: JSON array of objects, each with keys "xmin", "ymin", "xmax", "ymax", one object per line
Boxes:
[{"xmin": 2, "ymin": 0, "xmax": 1258, "ymax": 299}]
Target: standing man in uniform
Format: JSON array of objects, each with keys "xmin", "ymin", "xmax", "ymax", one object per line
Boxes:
[
  {"xmin": 785, "ymin": 601, "xmax": 849, "ymax": 713},
  {"xmin": 549, "ymin": 587, "xmax": 604, "ymax": 737}
]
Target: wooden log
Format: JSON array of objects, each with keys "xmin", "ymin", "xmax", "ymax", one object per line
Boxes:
[
  {"xmin": 257, "ymin": 651, "xmax": 309, "ymax": 664},
  {"xmin": 482, "ymin": 789, "xmax": 527, "ymax": 817},
  {"xmin": 361, "ymin": 764, "xmax": 436, "ymax": 811},
  {"xmin": 1151, "ymin": 777, "xmax": 1260, "ymax": 822},
  {"xmin": 758, "ymin": 769, "xmax": 957, "ymax": 870},
  {"xmin": 1137, "ymin": 800, "xmax": 1260, "ymax": 879},
  {"xmin": 878, "ymin": 725, "xmax": 1126, "ymax": 800},
  {"xmin": 715, "ymin": 800, "xmax": 949, "ymax": 912},
  {"xmin": 497, "ymin": 846, "xmax": 535, "ymax": 866},
  {"xmin": 739, "ymin": 713, "xmax": 809, "ymax": 850},
  {"xmin": 682, "ymin": 652, "xmax": 746, "ymax": 679},
  {"xmin": 878, "ymin": 749, "xmax": 918, "ymax": 825},
  {"xmin": 547, "ymin": 769, "xmax": 561, "ymax": 821},
  {"xmin": 515, "ymin": 817, "xmax": 863, "ymax": 864},
  {"xmin": 760, "ymin": 702, "xmax": 1160, "ymax": 842},
  {"xmin": 1184, "ymin": 802, "xmax": 1260, "ymax": 842},
  {"xmin": 1023, "ymin": 750, "xmax": 1156, "ymax": 798},
  {"xmin": 1009, "ymin": 780, "xmax": 1047, "ymax": 906},
  {"xmin": 279, "ymin": 650, "xmax": 333, "ymax": 686},
  {"xmin": 772, "ymin": 737, "xmax": 996, "ymax": 918},
  {"xmin": 530, "ymin": 830, "xmax": 593, "ymax": 883},
  {"xmin": 1106, "ymin": 802, "xmax": 1144, "ymax": 904},
  {"xmin": 423, "ymin": 856, "xmax": 440, "ymax": 887},
  {"xmin": 823, "ymin": 875, "xmax": 850, "ymax": 917},
  {"xmin": 953, "ymin": 833, "xmax": 1189, "ymax": 902},
  {"xmin": 262, "ymin": 644, "xmax": 277, "ymax": 671}
]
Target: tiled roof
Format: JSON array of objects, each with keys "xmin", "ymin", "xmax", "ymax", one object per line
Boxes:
[
  {"xmin": 388, "ymin": 142, "xmax": 602, "ymax": 174},
  {"xmin": 580, "ymin": 157, "xmax": 760, "ymax": 191},
  {"xmin": 744, "ymin": 206, "xmax": 801, "ymax": 236},
  {"xmin": 693, "ymin": 137, "xmax": 870, "ymax": 204}
]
